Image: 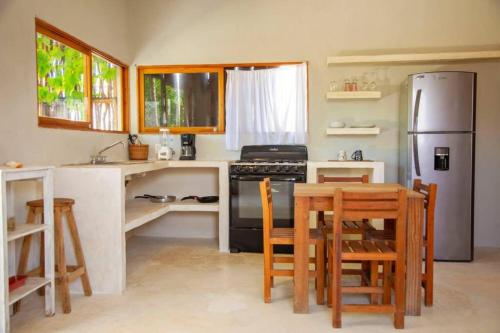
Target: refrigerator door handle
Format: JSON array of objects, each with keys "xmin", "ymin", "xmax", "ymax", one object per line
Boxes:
[
  {"xmin": 412, "ymin": 89, "xmax": 422, "ymax": 132},
  {"xmin": 413, "ymin": 134, "xmax": 421, "ymax": 176}
]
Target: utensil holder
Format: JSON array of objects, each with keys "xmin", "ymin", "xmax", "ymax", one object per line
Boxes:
[{"xmin": 128, "ymin": 144, "xmax": 149, "ymax": 160}]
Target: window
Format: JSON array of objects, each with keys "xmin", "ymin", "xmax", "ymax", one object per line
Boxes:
[
  {"xmin": 138, "ymin": 66, "xmax": 224, "ymax": 134},
  {"xmin": 35, "ymin": 18, "xmax": 128, "ymax": 132},
  {"xmin": 225, "ymin": 63, "xmax": 308, "ymax": 150}
]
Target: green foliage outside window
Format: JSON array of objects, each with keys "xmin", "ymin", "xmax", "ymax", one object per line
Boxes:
[
  {"xmin": 36, "ymin": 33, "xmax": 86, "ymax": 120},
  {"xmin": 144, "ymin": 75, "xmax": 185, "ymax": 128}
]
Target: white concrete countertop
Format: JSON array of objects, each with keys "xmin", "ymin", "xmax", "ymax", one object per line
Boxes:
[
  {"xmin": 55, "ymin": 159, "xmax": 230, "ymax": 294},
  {"xmin": 62, "ymin": 160, "xmax": 229, "ymax": 177}
]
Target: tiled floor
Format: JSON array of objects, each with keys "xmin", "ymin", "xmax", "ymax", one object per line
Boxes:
[{"xmin": 10, "ymin": 237, "xmax": 500, "ymax": 332}]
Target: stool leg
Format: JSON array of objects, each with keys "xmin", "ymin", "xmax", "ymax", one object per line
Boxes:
[
  {"xmin": 13, "ymin": 207, "xmax": 37, "ymax": 313},
  {"xmin": 65, "ymin": 208, "xmax": 92, "ymax": 296},
  {"xmin": 55, "ymin": 208, "xmax": 71, "ymax": 313}
]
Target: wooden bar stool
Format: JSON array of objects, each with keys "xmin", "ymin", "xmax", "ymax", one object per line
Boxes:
[{"xmin": 17, "ymin": 198, "xmax": 92, "ymax": 313}]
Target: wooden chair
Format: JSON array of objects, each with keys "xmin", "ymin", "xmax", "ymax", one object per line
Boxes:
[
  {"xmin": 259, "ymin": 178, "xmax": 325, "ymax": 305},
  {"xmin": 328, "ymin": 189, "xmax": 408, "ymax": 329},
  {"xmin": 17, "ymin": 198, "xmax": 92, "ymax": 313},
  {"xmin": 366, "ymin": 179, "xmax": 437, "ymax": 306},
  {"xmin": 317, "ymin": 175, "xmax": 374, "ymax": 237}
]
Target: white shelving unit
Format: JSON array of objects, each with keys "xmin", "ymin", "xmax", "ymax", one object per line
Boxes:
[
  {"xmin": 326, "ymin": 127, "xmax": 380, "ymax": 135},
  {"xmin": 327, "ymin": 50, "xmax": 500, "ymax": 65},
  {"xmin": 0, "ymin": 167, "xmax": 55, "ymax": 333},
  {"xmin": 326, "ymin": 91, "xmax": 381, "ymax": 100}
]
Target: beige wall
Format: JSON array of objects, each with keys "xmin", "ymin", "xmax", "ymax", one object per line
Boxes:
[
  {"xmin": 0, "ymin": 0, "xmax": 132, "ymax": 166},
  {"xmin": 1, "ymin": 0, "xmax": 499, "ymax": 247},
  {"xmin": 127, "ymin": 0, "xmax": 500, "ymax": 247}
]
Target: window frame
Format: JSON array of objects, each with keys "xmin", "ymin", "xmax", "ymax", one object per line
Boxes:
[
  {"xmin": 136, "ymin": 62, "xmax": 307, "ymax": 134},
  {"xmin": 137, "ymin": 65, "xmax": 225, "ymax": 134},
  {"xmin": 35, "ymin": 18, "xmax": 129, "ymax": 133}
]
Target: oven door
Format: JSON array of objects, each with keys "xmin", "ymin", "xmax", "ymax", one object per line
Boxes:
[{"xmin": 230, "ymin": 174, "xmax": 305, "ymax": 229}]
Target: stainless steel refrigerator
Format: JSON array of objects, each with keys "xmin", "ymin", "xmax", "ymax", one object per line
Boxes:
[{"xmin": 399, "ymin": 71, "xmax": 476, "ymax": 261}]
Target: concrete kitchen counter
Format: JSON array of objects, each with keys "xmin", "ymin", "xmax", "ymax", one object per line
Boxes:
[
  {"xmin": 307, "ymin": 161, "xmax": 384, "ymax": 183},
  {"xmin": 55, "ymin": 160, "xmax": 229, "ymax": 294}
]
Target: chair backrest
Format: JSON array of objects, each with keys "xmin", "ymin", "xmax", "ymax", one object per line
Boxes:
[
  {"xmin": 259, "ymin": 178, "xmax": 273, "ymax": 238},
  {"xmin": 318, "ymin": 174, "xmax": 369, "ymax": 184},
  {"xmin": 413, "ymin": 179, "xmax": 437, "ymax": 234},
  {"xmin": 332, "ymin": 189, "xmax": 408, "ymax": 251}
]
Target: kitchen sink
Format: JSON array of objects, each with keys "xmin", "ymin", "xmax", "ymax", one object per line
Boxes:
[{"xmin": 64, "ymin": 160, "xmax": 155, "ymax": 166}]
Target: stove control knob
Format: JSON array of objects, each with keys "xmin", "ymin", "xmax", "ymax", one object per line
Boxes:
[{"xmin": 291, "ymin": 165, "xmax": 299, "ymax": 173}]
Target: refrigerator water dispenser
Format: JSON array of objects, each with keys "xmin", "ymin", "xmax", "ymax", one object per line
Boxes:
[{"xmin": 434, "ymin": 147, "xmax": 449, "ymax": 171}]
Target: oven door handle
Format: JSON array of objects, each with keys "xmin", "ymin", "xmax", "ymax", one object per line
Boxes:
[{"xmin": 232, "ymin": 175, "xmax": 301, "ymax": 182}]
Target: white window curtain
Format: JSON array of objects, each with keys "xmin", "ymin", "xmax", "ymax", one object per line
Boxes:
[{"xmin": 225, "ymin": 63, "xmax": 308, "ymax": 150}]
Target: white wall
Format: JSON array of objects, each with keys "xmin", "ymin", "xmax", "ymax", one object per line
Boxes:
[{"xmin": 127, "ymin": 0, "xmax": 500, "ymax": 247}]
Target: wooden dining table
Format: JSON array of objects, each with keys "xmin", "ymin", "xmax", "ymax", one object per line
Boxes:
[{"xmin": 293, "ymin": 183, "xmax": 425, "ymax": 315}]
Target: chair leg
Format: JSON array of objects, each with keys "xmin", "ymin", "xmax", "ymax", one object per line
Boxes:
[
  {"xmin": 55, "ymin": 208, "xmax": 71, "ymax": 313},
  {"xmin": 327, "ymin": 244, "xmax": 333, "ymax": 307},
  {"xmin": 269, "ymin": 244, "xmax": 274, "ymax": 288},
  {"xmin": 331, "ymin": 245, "xmax": 342, "ymax": 328},
  {"xmin": 263, "ymin": 244, "xmax": 272, "ymax": 303},
  {"xmin": 424, "ymin": 240, "xmax": 434, "ymax": 306},
  {"xmin": 383, "ymin": 261, "xmax": 391, "ymax": 304},
  {"xmin": 394, "ymin": 258, "xmax": 405, "ymax": 329},
  {"xmin": 370, "ymin": 261, "xmax": 379, "ymax": 304},
  {"xmin": 65, "ymin": 208, "xmax": 92, "ymax": 296},
  {"xmin": 316, "ymin": 242, "xmax": 325, "ymax": 305}
]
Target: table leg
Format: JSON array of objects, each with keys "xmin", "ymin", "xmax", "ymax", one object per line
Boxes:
[
  {"xmin": 294, "ymin": 196, "xmax": 310, "ymax": 313},
  {"xmin": 405, "ymin": 197, "xmax": 424, "ymax": 315}
]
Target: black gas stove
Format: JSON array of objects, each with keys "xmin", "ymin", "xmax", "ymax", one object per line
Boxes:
[
  {"xmin": 229, "ymin": 145, "xmax": 308, "ymax": 253},
  {"xmin": 230, "ymin": 145, "xmax": 307, "ymax": 176}
]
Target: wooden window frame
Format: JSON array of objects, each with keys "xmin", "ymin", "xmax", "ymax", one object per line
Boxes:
[
  {"xmin": 137, "ymin": 65, "xmax": 225, "ymax": 134},
  {"xmin": 35, "ymin": 18, "xmax": 129, "ymax": 133},
  {"xmin": 137, "ymin": 61, "xmax": 307, "ymax": 135}
]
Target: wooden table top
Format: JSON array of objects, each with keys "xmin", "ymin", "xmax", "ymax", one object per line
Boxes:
[{"xmin": 294, "ymin": 183, "xmax": 424, "ymax": 198}]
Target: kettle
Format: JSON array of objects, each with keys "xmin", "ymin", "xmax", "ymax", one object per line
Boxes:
[{"xmin": 351, "ymin": 150, "xmax": 363, "ymax": 161}]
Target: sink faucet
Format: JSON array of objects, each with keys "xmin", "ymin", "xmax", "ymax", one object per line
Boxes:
[{"xmin": 91, "ymin": 139, "xmax": 126, "ymax": 164}]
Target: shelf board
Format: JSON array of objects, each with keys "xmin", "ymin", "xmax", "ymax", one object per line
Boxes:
[
  {"xmin": 9, "ymin": 277, "xmax": 51, "ymax": 305},
  {"xmin": 327, "ymin": 50, "xmax": 500, "ymax": 65},
  {"xmin": 326, "ymin": 127, "xmax": 380, "ymax": 135},
  {"xmin": 7, "ymin": 224, "xmax": 47, "ymax": 242},
  {"xmin": 326, "ymin": 91, "xmax": 381, "ymax": 100},
  {"xmin": 125, "ymin": 199, "xmax": 219, "ymax": 232}
]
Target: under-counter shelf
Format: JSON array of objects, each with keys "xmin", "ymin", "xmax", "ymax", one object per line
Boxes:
[
  {"xmin": 326, "ymin": 127, "xmax": 380, "ymax": 135},
  {"xmin": 326, "ymin": 91, "xmax": 381, "ymax": 100},
  {"xmin": 8, "ymin": 224, "xmax": 47, "ymax": 242},
  {"xmin": 125, "ymin": 199, "xmax": 219, "ymax": 232},
  {"xmin": 9, "ymin": 277, "xmax": 51, "ymax": 305}
]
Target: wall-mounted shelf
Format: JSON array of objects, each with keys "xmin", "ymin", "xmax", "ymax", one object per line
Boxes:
[
  {"xmin": 326, "ymin": 91, "xmax": 381, "ymax": 100},
  {"xmin": 326, "ymin": 127, "xmax": 380, "ymax": 135},
  {"xmin": 327, "ymin": 50, "xmax": 500, "ymax": 65}
]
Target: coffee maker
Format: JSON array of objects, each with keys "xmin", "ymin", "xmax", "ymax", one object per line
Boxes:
[{"xmin": 180, "ymin": 134, "xmax": 196, "ymax": 160}]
